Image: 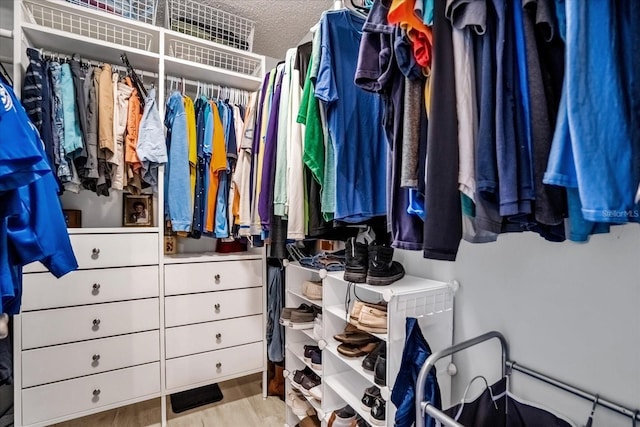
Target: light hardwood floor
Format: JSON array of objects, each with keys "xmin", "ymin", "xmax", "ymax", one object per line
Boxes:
[{"xmin": 52, "ymin": 374, "xmax": 285, "ymax": 427}]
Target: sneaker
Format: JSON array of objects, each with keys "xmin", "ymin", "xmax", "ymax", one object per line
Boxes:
[
  {"xmin": 344, "ymin": 237, "xmax": 368, "ymax": 283},
  {"xmin": 328, "ymin": 405, "xmax": 357, "ymax": 427},
  {"xmin": 302, "ymin": 280, "xmax": 323, "ymax": 300},
  {"xmin": 298, "ymin": 414, "xmax": 322, "ymax": 427},
  {"xmin": 361, "ymin": 386, "xmax": 381, "ymax": 412},
  {"xmin": 351, "ymin": 415, "xmax": 371, "ymax": 427},
  {"xmin": 290, "ymin": 306, "xmax": 320, "ymax": 330},
  {"xmin": 310, "ymin": 348, "xmax": 322, "ymax": 370},
  {"xmin": 288, "ymin": 393, "xmax": 314, "ymax": 417},
  {"xmin": 304, "ymin": 345, "xmax": 320, "ymax": 364},
  {"xmin": 349, "ymin": 301, "xmax": 387, "ymax": 328},
  {"xmin": 369, "ymin": 397, "xmax": 386, "ymax": 426},
  {"xmin": 373, "ymin": 355, "xmax": 386, "ymax": 387},
  {"xmin": 281, "ymin": 304, "xmax": 311, "ymax": 327},
  {"xmin": 366, "ymin": 245, "xmax": 405, "ymax": 286},
  {"xmin": 313, "ymin": 314, "xmax": 323, "ymax": 341},
  {"xmin": 337, "ymin": 341, "xmax": 379, "ymax": 358},
  {"xmin": 362, "ymin": 342, "xmax": 386, "ymax": 372},
  {"xmin": 290, "ymin": 367, "xmax": 321, "ymax": 398},
  {"xmin": 357, "ymin": 305, "xmax": 388, "ymax": 334}
]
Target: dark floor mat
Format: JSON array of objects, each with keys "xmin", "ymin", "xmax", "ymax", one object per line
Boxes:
[{"xmin": 170, "ymin": 383, "xmax": 224, "ymax": 414}]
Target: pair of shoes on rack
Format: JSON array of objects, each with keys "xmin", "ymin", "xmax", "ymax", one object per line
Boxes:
[
  {"xmin": 280, "ymin": 304, "xmax": 321, "ymax": 329},
  {"xmin": 350, "ymin": 301, "xmax": 387, "ymax": 334},
  {"xmin": 334, "ymin": 324, "xmax": 381, "ymax": 358},
  {"xmin": 344, "ymin": 237, "xmax": 405, "ymax": 286},
  {"xmin": 302, "ymin": 280, "xmax": 323, "ymax": 301},
  {"xmin": 362, "ymin": 342, "xmax": 387, "ymax": 386},
  {"xmin": 287, "ymin": 390, "xmax": 316, "ymax": 418},
  {"xmin": 289, "ymin": 367, "xmax": 322, "ymax": 401},
  {"xmin": 328, "ymin": 405, "xmax": 357, "ymax": 427},
  {"xmin": 303, "ymin": 345, "xmax": 322, "ymax": 370},
  {"xmin": 361, "ymin": 386, "xmax": 386, "ymax": 426}
]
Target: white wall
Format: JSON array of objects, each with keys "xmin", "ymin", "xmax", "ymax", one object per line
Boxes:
[{"xmin": 395, "ymin": 224, "xmax": 640, "ymax": 426}]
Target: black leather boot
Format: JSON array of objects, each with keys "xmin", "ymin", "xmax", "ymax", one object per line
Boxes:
[
  {"xmin": 344, "ymin": 237, "xmax": 368, "ymax": 283},
  {"xmin": 366, "ymin": 245, "xmax": 405, "ymax": 286}
]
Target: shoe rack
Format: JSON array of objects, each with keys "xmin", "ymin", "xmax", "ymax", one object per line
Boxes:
[{"xmin": 282, "ymin": 262, "xmax": 457, "ymax": 427}]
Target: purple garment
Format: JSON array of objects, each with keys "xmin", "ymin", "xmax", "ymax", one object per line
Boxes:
[{"xmin": 258, "ymin": 68, "xmax": 285, "ymax": 230}]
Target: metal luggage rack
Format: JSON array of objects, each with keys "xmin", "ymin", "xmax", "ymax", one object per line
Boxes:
[
  {"xmin": 415, "ymin": 331, "xmax": 640, "ymax": 427},
  {"xmin": 167, "ymin": 0, "xmax": 256, "ymax": 52},
  {"xmin": 63, "ymin": 0, "xmax": 158, "ymax": 25},
  {"xmin": 168, "ymin": 39, "xmax": 262, "ymax": 77},
  {"xmin": 23, "ymin": 0, "xmax": 155, "ymax": 51}
]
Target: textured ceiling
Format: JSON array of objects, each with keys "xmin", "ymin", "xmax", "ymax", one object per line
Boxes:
[{"xmin": 200, "ymin": 0, "xmax": 334, "ymax": 59}]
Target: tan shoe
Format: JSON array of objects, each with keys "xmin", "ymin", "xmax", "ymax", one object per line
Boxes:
[
  {"xmin": 302, "ymin": 280, "xmax": 323, "ymax": 300},
  {"xmin": 357, "ymin": 306, "xmax": 387, "ymax": 334},
  {"xmin": 349, "ymin": 301, "xmax": 386, "ymax": 327}
]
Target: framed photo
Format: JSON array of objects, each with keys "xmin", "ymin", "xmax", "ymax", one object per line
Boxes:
[{"xmin": 123, "ymin": 194, "xmax": 153, "ymax": 227}]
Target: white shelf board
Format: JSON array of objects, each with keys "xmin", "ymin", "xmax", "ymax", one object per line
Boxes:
[
  {"xmin": 286, "ymin": 289, "xmax": 322, "ymax": 308},
  {"xmin": 22, "ymin": 23, "xmax": 159, "ymax": 71},
  {"xmin": 325, "ymin": 273, "xmax": 450, "ymax": 297},
  {"xmin": 300, "ymin": 328, "xmax": 318, "ymax": 342},
  {"xmin": 285, "ymin": 262, "xmax": 333, "ymax": 276},
  {"xmin": 164, "ymin": 56, "xmax": 262, "ymax": 91},
  {"xmin": 286, "ymin": 344, "xmax": 321, "ymax": 377},
  {"xmin": 163, "ymin": 29, "xmax": 264, "ymax": 61},
  {"xmin": 67, "ymin": 227, "xmax": 159, "ymax": 234},
  {"xmin": 325, "ymin": 305, "xmax": 387, "ymax": 341},
  {"xmin": 164, "ymin": 251, "xmax": 262, "ymax": 264},
  {"xmin": 324, "ymin": 341, "xmax": 388, "ymax": 396},
  {"xmin": 324, "ymin": 375, "xmax": 374, "ymax": 424}
]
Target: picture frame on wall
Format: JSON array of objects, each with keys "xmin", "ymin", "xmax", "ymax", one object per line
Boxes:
[{"xmin": 123, "ymin": 194, "xmax": 153, "ymax": 227}]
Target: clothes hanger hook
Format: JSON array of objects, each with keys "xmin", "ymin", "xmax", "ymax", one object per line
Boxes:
[{"xmin": 633, "ymin": 409, "xmax": 639, "ymax": 427}]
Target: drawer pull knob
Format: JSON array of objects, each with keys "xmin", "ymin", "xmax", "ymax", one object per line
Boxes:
[
  {"xmin": 92, "ymin": 319, "xmax": 101, "ymax": 327},
  {"xmin": 215, "ymin": 333, "xmax": 222, "ymax": 340},
  {"xmin": 214, "ymin": 304, "xmax": 221, "ymax": 311},
  {"xmin": 92, "ymin": 283, "xmax": 101, "ymax": 293},
  {"xmin": 92, "ymin": 354, "xmax": 101, "ymax": 362},
  {"xmin": 92, "ymin": 248, "xmax": 101, "ymax": 256},
  {"xmin": 214, "ymin": 274, "xmax": 221, "ymax": 282},
  {"xmin": 93, "ymin": 389, "xmax": 101, "ymax": 396},
  {"xmin": 216, "ymin": 362, "xmax": 222, "ymax": 369}
]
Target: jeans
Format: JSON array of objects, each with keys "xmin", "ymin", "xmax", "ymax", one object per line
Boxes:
[
  {"xmin": 299, "ymin": 252, "xmax": 346, "ymax": 271},
  {"xmin": 48, "ymin": 62, "xmax": 72, "ymax": 183},
  {"xmin": 60, "ymin": 63, "xmax": 83, "ymax": 157},
  {"xmin": 266, "ymin": 265, "xmax": 284, "ymax": 363}
]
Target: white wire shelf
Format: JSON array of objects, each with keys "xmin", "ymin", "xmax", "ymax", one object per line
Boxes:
[
  {"xmin": 167, "ymin": 0, "xmax": 255, "ymax": 51},
  {"xmin": 23, "ymin": 0, "xmax": 158, "ymax": 53},
  {"xmin": 64, "ymin": 0, "xmax": 158, "ymax": 25}
]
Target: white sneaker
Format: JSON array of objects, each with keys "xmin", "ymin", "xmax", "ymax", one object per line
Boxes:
[
  {"xmin": 287, "ymin": 394, "xmax": 314, "ymax": 417},
  {"xmin": 313, "ymin": 314, "xmax": 323, "ymax": 341},
  {"xmin": 308, "ymin": 384, "xmax": 322, "ymax": 402}
]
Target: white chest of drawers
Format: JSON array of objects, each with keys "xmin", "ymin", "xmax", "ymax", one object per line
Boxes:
[{"xmin": 14, "ymin": 235, "xmax": 266, "ymax": 427}]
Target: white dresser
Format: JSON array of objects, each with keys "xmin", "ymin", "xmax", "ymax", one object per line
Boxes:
[
  {"xmin": 16, "ymin": 230, "xmax": 162, "ymax": 427},
  {"xmin": 163, "ymin": 255, "xmax": 266, "ymax": 393}
]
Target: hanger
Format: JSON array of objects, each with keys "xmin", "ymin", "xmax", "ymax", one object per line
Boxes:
[
  {"xmin": 0, "ymin": 62, "xmax": 12, "ymax": 86},
  {"xmin": 584, "ymin": 395, "xmax": 599, "ymax": 427},
  {"xmin": 452, "ymin": 376, "xmax": 499, "ymax": 421},
  {"xmin": 349, "ymin": 0, "xmax": 369, "ymax": 16}
]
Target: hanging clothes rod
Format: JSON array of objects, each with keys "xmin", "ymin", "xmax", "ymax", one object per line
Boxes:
[
  {"xmin": 40, "ymin": 50, "xmax": 158, "ymax": 79},
  {"xmin": 506, "ymin": 361, "xmax": 640, "ymax": 423},
  {"xmin": 0, "ymin": 29, "xmax": 12, "ymax": 39}
]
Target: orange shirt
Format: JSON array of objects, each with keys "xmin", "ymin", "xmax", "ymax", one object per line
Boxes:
[
  {"xmin": 204, "ymin": 101, "xmax": 228, "ymax": 232},
  {"xmin": 388, "ymin": 0, "xmax": 433, "ymax": 70},
  {"xmin": 124, "ymin": 77, "xmax": 142, "ymax": 169}
]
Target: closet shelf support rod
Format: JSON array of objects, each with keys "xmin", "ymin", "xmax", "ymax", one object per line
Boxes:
[
  {"xmin": 0, "ymin": 29, "xmax": 12, "ymax": 39},
  {"xmin": 506, "ymin": 361, "xmax": 640, "ymax": 422},
  {"xmin": 415, "ymin": 331, "xmax": 509, "ymax": 427}
]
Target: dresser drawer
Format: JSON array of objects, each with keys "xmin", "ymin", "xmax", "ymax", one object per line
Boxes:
[
  {"xmin": 165, "ymin": 315, "xmax": 263, "ymax": 359},
  {"xmin": 166, "ymin": 342, "xmax": 263, "ymax": 390},
  {"xmin": 22, "ymin": 330, "xmax": 160, "ymax": 388},
  {"xmin": 22, "ymin": 362, "xmax": 159, "ymax": 426},
  {"xmin": 164, "ymin": 259, "xmax": 262, "ymax": 295},
  {"xmin": 22, "ymin": 298, "xmax": 159, "ymax": 349},
  {"xmin": 165, "ymin": 288, "xmax": 262, "ymax": 328},
  {"xmin": 24, "ymin": 233, "xmax": 159, "ymax": 272},
  {"xmin": 22, "ymin": 266, "xmax": 159, "ymax": 311}
]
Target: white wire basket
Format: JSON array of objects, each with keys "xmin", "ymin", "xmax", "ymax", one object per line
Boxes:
[
  {"xmin": 24, "ymin": 0, "xmax": 155, "ymax": 51},
  {"xmin": 167, "ymin": 0, "xmax": 256, "ymax": 51},
  {"xmin": 64, "ymin": 0, "xmax": 158, "ymax": 25},
  {"xmin": 169, "ymin": 39, "xmax": 262, "ymax": 76}
]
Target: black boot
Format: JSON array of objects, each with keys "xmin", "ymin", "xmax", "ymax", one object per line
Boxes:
[
  {"xmin": 344, "ymin": 237, "xmax": 368, "ymax": 283},
  {"xmin": 366, "ymin": 245, "xmax": 405, "ymax": 286}
]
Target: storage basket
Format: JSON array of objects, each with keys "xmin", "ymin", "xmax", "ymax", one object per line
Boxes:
[
  {"xmin": 167, "ymin": 0, "xmax": 256, "ymax": 51},
  {"xmin": 64, "ymin": 0, "xmax": 158, "ymax": 25},
  {"xmin": 169, "ymin": 39, "xmax": 262, "ymax": 76},
  {"xmin": 24, "ymin": 0, "xmax": 155, "ymax": 51}
]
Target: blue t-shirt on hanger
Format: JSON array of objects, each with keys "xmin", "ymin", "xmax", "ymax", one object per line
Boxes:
[{"xmin": 315, "ymin": 9, "xmax": 387, "ymax": 223}]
